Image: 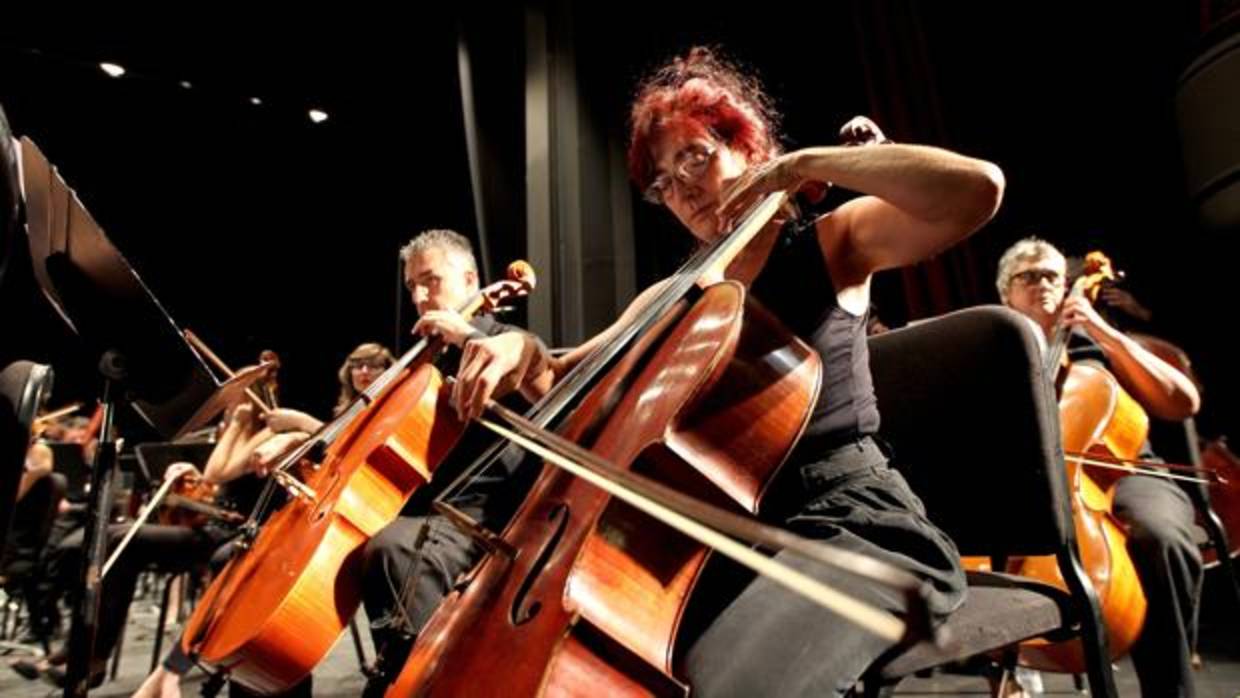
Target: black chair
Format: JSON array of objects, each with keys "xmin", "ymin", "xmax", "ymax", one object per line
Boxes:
[
  {"xmin": 1, "ymin": 102, "xmax": 39, "ymax": 554},
  {"xmin": 1, "ymin": 360, "xmax": 55, "ymax": 657},
  {"xmin": 1, "ymin": 361, "xmax": 54, "ymax": 552},
  {"xmin": 858, "ymin": 305, "xmax": 1118, "ymax": 698}
]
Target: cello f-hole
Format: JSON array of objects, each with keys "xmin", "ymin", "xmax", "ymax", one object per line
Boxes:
[{"xmin": 511, "ymin": 503, "xmax": 570, "ymax": 625}]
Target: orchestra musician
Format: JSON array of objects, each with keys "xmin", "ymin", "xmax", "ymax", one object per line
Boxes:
[
  {"xmin": 446, "ymin": 46, "xmax": 1005, "ymax": 696},
  {"xmin": 996, "ymin": 237, "xmax": 1203, "ymax": 697}
]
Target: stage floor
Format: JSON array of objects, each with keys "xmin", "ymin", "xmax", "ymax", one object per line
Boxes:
[{"xmin": 4, "ymin": 570, "xmax": 1238, "ymax": 696}]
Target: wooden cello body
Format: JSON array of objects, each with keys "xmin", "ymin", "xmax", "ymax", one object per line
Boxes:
[
  {"xmin": 387, "ymin": 278, "xmax": 821, "ymax": 696},
  {"xmin": 1012, "ymin": 361, "xmax": 1148, "ymax": 672},
  {"xmin": 182, "ymin": 362, "xmax": 466, "ymax": 692},
  {"xmin": 181, "ymin": 269, "xmax": 533, "ymax": 693}
]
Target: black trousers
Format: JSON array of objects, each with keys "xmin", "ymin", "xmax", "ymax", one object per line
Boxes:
[
  {"xmin": 1111, "ymin": 474, "xmax": 1203, "ymax": 698},
  {"xmin": 359, "ymin": 514, "xmax": 482, "ymax": 689},
  {"xmin": 681, "ymin": 437, "xmax": 966, "ymax": 698},
  {"xmin": 58, "ymin": 521, "xmax": 220, "ymax": 663},
  {"xmin": 1, "ymin": 472, "xmax": 66, "ymax": 640}
]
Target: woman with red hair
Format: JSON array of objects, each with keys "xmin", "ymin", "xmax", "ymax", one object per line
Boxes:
[{"xmin": 454, "ymin": 46, "xmax": 1006, "ymax": 695}]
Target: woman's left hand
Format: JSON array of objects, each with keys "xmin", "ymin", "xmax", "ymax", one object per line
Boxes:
[{"xmin": 716, "ymin": 152, "xmax": 806, "ymax": 225}]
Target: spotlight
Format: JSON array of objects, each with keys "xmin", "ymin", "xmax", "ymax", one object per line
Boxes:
[
  {"xmin": 99, "ymin": 62, "xmax": 126, "ymax": 78},
  {"xmin": 308, "ymin": 109, "xmax": 328, "ymax": 123}
]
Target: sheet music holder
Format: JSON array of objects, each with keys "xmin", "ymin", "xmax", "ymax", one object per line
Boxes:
[
  {"xmin": 46, "ymin": 442, "xmax": 90, "ymax": 500},
  {"xmin": 18, "ymin": 136, "xmax": 263, "ymax": 696},
  {"xmin": 19, "ymin": 137, "xmax": 227, "ymax": 439},
  {"xmin": 134, "ymin": 441, "xmax": 216, "ymax": 490}
]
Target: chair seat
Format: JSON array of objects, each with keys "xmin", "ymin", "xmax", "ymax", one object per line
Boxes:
[{"xmin": 875, "ymin": 570, "xmax": 1074, "ymax": 680}]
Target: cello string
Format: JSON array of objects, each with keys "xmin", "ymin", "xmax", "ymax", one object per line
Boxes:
[{"xmin": 429, "ymin": 195, "xmax": 785, "ymax": 509}]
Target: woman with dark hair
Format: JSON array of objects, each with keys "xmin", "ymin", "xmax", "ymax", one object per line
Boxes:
[{"xmin": 450, "ymin": 46, "xmax": 1005, "ymax": 695}]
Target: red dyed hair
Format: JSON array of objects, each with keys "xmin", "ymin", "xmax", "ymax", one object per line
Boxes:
[{"xmin": 627, "ymin": 46, "xmax": 782, "ymax": 190}]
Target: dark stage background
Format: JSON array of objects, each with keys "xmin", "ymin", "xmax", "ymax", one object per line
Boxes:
[{"xmin": 1, "ymin": 3, "xmax": 1236, "ymax": 447}]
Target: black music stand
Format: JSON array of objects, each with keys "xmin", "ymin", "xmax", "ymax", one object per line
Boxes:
[
  {"xmin": 18, "ymin": 136, "xmax": 261, "ymax": 697},
  {"xmin": 134, "ymin": 442, "xmax": 216, "ymax": 490},
  {"xmin": 47, "ymin": 442, "xmax": 90, "ymax": 500}
]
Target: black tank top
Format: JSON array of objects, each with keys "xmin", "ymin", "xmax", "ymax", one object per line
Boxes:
[{"xmin": 748, "ymin": 216, "xmax": 880, "ymax": 447}]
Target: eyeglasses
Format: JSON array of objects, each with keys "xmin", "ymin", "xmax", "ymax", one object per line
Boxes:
[
  {"xmin": 1011, "ymin": 268, "xmax": 1064, "ymax": 287},
  {"xmin": 642, "ymin": 141, "xmax": 718, "ymax": 205},
  {"xmin": 349, "ymin": 359, "xmax": 388, "ymax": 371}
]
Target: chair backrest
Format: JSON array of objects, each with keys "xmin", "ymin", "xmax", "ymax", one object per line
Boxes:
[
  {"xmin": 1, "ymin": 103, "xmax": 21, "ymax": 292},
  {"xmin": 868, "ymin": 306, "xmax": 1071, "ymax": 557},
  {"xmin": 0, "ymin": 361, "xmax": 53, "ymax": 549}
]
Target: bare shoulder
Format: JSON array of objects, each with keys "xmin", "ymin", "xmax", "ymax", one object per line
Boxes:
[{"xmin": 811, "ymin": 201, "xmax": 875, "ymax": 314}]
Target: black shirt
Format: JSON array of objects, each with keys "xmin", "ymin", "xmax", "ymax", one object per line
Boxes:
[
  {"xmin": 749, "ymin": 215, "xmax": 881, "ymax": 449},
  {"xmin": 401, "ymin": 315, "xmax": 535, "ymax": 527}
]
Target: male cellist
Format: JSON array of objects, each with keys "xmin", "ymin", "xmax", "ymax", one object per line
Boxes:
[
  {"xmin": 997, "ymin": 237, "xmax": 1202, "ymax": 697},
  {"xmin": 132, "ymin": 228, "xmax": 538, "ymax": 698}
]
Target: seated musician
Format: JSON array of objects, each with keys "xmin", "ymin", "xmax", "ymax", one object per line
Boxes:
[
  {"xmin": 258, "ymin": 341, "xmax": 397, "ymax": 436},
  {"xmin": 1, "ymin": 419, "xmax": 67, "ymax": 650},
  {"xmin": 359, "ymin": 229, "xmax": 540, "ymax": 695},
  {"xmin": 447, "ymin": 46, "xmax": 1004, "ymax": 696},
  {"xmin": 996, "ymin": 237, "xmax": 1203, "ymax": 697},
  {"xmin": 136, "ymin": 229, "xmax": 538, "ymax": 697},
  {"xmin": 132, "ymin": 346, "xmax": 385, "ymax": 698},
  {"xmin": 334, "ymin": 343, "xmax": 396, "ymax": 416},
  {"xmin": 11, "ymin": 397, "xmax": 296, "ymax": 689}
]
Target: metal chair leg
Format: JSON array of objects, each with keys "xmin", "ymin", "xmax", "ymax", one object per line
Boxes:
[
  {"xmin": 349, "ymin": 614, "xmax": 369, "ymax": 669},
  {"xmin": 151, "ymin": 573, "xmax": 179, "ymax": 672}
]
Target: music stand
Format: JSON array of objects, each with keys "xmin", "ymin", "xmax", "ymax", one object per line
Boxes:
[
  {"xmin": 134, "ymin": 442, "xmax": 216, "ymax": 490},
  {"xmin": 47, "ymin": 442, "xmax": 89, "ymax": 500},
  {"xmin": 19, "ymin": 137, "xmax": 263, "ymax": 696}
]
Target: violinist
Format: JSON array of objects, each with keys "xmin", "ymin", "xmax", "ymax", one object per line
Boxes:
[
  {"xmin": 997, "ymin": 236, "xmax": 1203, "ymax": 697},
  {"xmin": 334, "ymin": 343, "xmax": 396, "ymax": 417},
  {"xmin": 4, "ymin": 408, "xmax": 101, "ymax": 656},
  {"xmin": 450, "ymin": 46, "xmax": 1004, "ymax": 696},
  {"xmin": 12, "ymin": 389, "xmax": 304, "ymax": 689},
  {"xmin": 248, "ymin": 342, "xmax": 396, "ymax": 448},
  {"xmin": 133, "ymin": 395, "xmax": 321, "ymax": 698},
  {"xmin": 133, "ymin": 349, "xmax": 365, "ymax": 698},
  {"xmin": 250, "ymin": 343, "xmax": 398, "ymax": 453}
]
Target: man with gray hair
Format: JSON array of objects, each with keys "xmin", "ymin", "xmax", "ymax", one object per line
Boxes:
[
  {"xmin": 360, "ymin": 227, "xmax": 538, "ymax": 695},
  {"xmin": 996, "ymin": 236, "xmax": 1203, "ymax": 698},
  {"xmin": 132, "ymin": 230, "xmax": 538, "ymax": 698},
  {"xmin": 399, "ymin": 228, "xmax": 486, "ymax": 347}
]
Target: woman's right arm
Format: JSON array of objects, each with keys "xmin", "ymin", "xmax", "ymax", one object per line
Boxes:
[{"xmin": 454, "ymin": 280, "xmax": 671, "ymax": 420}]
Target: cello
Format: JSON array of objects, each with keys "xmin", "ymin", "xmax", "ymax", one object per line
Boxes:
[
  {"xmin": 1200, "ymin": 439, "xmax": 1240, "ymax": 568},
  {"xmin": 178, "ymin": 264, "xmax": 535, "ymax": 693},
  {"xmin": 1125, "ymin": 332, "xmax": 1240, "ymax": 569},
  {"xmin": 386, "ymin": 193, "xmax": 934, "ymax": 696},
  {"xmin": 1006, "ymin": 251, "xmax": 1147, "ymax": 673}
]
